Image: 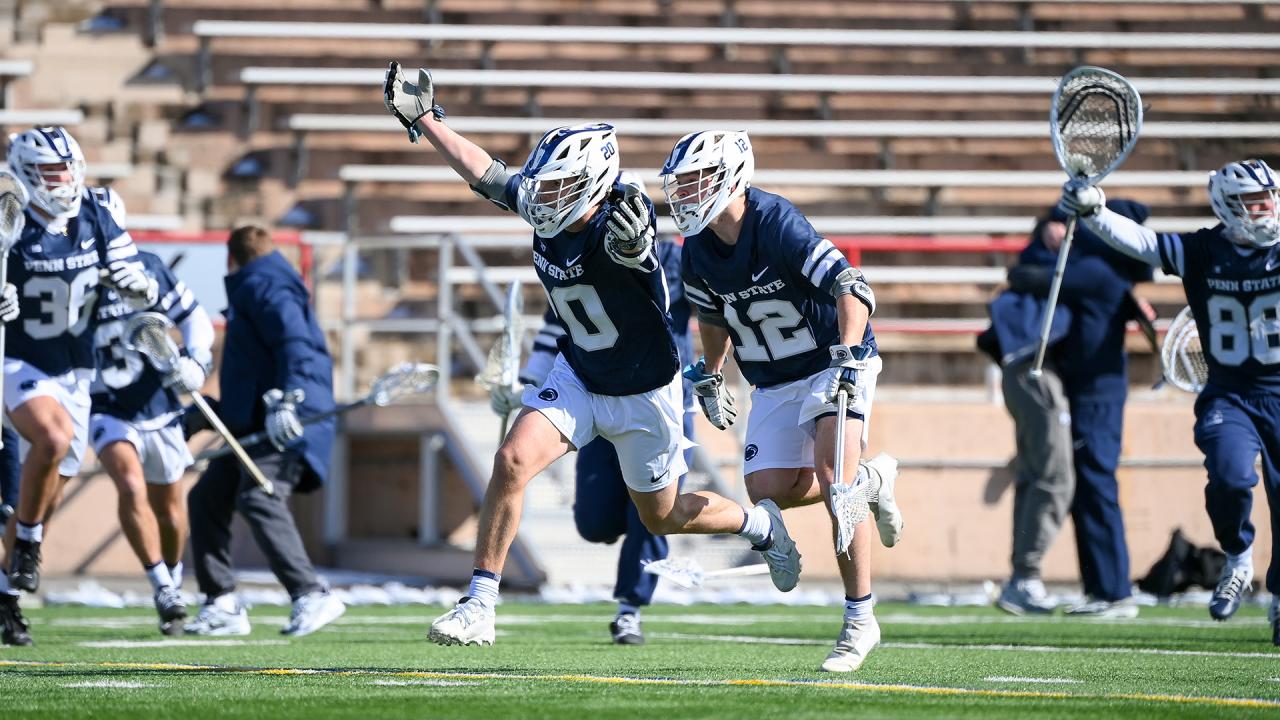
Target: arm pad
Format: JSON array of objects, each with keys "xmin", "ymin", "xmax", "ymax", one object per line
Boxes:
[
  {"xmin": 831, "ymin": 267, "xmax": 876, "ymax": 315},
  {"xmin": 470, "ymin": 158, "xmax": 513, "ymax": 211}
]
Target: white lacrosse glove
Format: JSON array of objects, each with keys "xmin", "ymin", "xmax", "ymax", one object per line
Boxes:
[
  {"xmin": 383, "ymin": 61, "xmax": 446, "ymax": 144},
  {"xmin": 0, "ymin": 283, "xmax": 18, "ymax": 324},
  {"xmin": 683, "ymin": 359, "xmax": 738, "ymax": 431},
  {"xmin": 1056, "ymin": 180, "xmax": 1105, "ymax": 218},
  {"xmin": 102, "ymin": 259, "xmax": 159, "ymax": 309},
  {"xmin": 263, "ymin": 388, "xmax": 305, "ymax": 451},
  {"xmin": 823, "ymin": 344, "xmax": 871, "ymax": 405},
  {"xmin": 163, "ymin": 356, "xmax": 207, "ymax": 394},
  {"xmin": 490, "ymin": 384, "xmax": 523, "ymax": 416},
  {"xmin": 604, "ymin": 189, "xmax": 655, "ymax": 270}
]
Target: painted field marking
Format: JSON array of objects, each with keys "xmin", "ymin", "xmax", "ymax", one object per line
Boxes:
[
  {"xmin": 984, "ymin": 676, "xmax": 1083, "ymax": 684},
  {"xmin": 63, "ymin": 681, "xmax": 157, "ymax": 689},
  {"xmin": 79, "ymin": 639, "xmax": 290, "ymax": 649},
  {"xmin": 0, "ymin": 659, "xmax": 1276, "ymax": 710},
  {"xmin": 371, "ymin": 679, "xmax": 476, "ymax": 687}
]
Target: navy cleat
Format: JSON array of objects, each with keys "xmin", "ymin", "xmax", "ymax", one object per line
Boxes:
[
  {"xmin": 0, "ymin": 594, "xmax": 33, "ymax": 646},
  {"xmin": 1270, "ymin": 602, "xmax": 1279, "ymax": 647},
  {"xmin": 610, "ymin": 613, "xmax": 644, "ymax": 645},
  {"xmin": 7, "ymin": 539, "xmax": 41, "ymax": 593},
  {"xmin": 1209, "ymin": 565, "xmax": 1252, "ymax": 621}
]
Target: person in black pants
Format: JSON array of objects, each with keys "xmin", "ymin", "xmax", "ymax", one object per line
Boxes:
[{"xmin": 183, "ymin": 225, "xmax": 345, "ymax": 638}]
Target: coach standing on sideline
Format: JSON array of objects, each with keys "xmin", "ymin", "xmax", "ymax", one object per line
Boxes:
[{"xmin": 184, "ymin": 225, "xmax": 346, "ymax": 637}]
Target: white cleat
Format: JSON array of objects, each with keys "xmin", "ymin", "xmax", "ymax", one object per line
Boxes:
[
  {"xmin": 755, "ymin": 499, "xmax": 802, "ymax": 592},
  {"xmin": 184, "ymin": 597, "xmax": 251, "ymax": 636},
  {"xmin": 864, "ymin": 453, "xmax": 903, "ymax": 548},
  {"xmin": 1064, "ymin": 597, "xmax": 1139, "ymax": 619},
  {"xmin": 820, "ymin": 616, "xmax": 881, "ymax": 673},
  {"xmin": 281, "ymin": 591, "xmax": 347, "ymax": 637},
  {"xmin": 429, "ymin": 597, "xmax": 496, "ymax": 646}
]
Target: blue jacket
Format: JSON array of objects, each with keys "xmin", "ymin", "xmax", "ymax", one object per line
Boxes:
[
  {"xmin": 220, "ymin": 251, "xmax": 335, "ymax": 488},
  {"xmin": 985, "ymin": 291, "xmax": 1072, "ymax": 368}
]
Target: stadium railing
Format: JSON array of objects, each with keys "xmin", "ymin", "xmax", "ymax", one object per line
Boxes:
[
  {"xmin": 0, "ymin": 108, "xmax": 85, "ymax": 127},
  {"xmin": 0, "ymin": 60, "xmax": 32, "ymax": 109}
]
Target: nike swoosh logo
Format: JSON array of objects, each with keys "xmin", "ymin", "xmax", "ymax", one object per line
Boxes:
[
  {"xmin": 1268, "ymin": 256, "xmax": 1280, "ymax": 272},
  {"xmin": 80, "ymin": 238, "xmax": 95, "ymax": 250},
  {"xmin": 752, "ymin": 266, "xmax": 769, "ymax": 282},
  {"xmin": 566, "ymin": 254, "xmax": 582, "ymax": 267}
]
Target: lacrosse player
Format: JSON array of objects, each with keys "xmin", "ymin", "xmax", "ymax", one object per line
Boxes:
[
  {"xmin": 88, "ymin": 190, "xmax": 213, "ymax": 634},
  {"xmin": 1059, "ymin": 159, "xmax": 1280, "ymax": 644},
  {"xmin": 183, "ymin": 225, "xmax": 345, "ymax": 638},
  {"xmin": 0, "ymin": 127, "xmax": 157, "ymax": 646},
  {"xmin": 990, "ymin": 202, "xmax": 1153, "ymax": 618},
  {"xmin": 493, "ymin": 221, "xmax": 695, "ymax": 645},
  {"xmin": 665, "ymin": 130, "xmax": 903, "ymax": 672},
  {"xmin": 385, "ymin": 63, "xmax": 803, "ymax": 648}
]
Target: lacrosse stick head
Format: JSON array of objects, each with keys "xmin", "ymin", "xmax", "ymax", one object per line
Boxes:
[
  {"xmin": 475, "ymin": 282, "xmax": 524, "ymax": 392},
  {"xmin": 0, "ymin": 168, "xmax": 30, "ymax": 251},
  {"xmin": 1161, "ymin": 306, "xmax": 1207, "ymax": 394},
  {"xmin": 642, "ymin": 556, "xmax": 705, "ymax": 589},
  {"xmin": 1050, "ymin": 66, "xmax": 1143, "ymax": 183},
  {"xmin": 122, "ymin": 311, "xmax": 181, "ymax": 374},
  {"xmin": 369, "ymin": 362, "xmax": 441, "ymax": 406}
]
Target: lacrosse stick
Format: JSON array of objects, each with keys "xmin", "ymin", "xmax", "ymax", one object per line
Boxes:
[
  {"xmin": 196, "ymin": 362, "xmax": 441, "ymax": 462},
  {"xmin": 475, "ymin": 282, "xmax": 523, "ymax": 441},
  {"xmin": 642, "ymin": 556, "xmax": 770, "ymax": 590},
  {"xmin": 0, "ymin": 170, "xmax": 29, "ymax": 451},
  {"xmin": 829, "ymin": 388, "xmax": 870, "ymax": 557},
  {"xmin": 1161, "ymin": 306, "xmax": 1207, "ymax": 394},
  {"xmin": 124, "ymin": 312, "xmax": 274, "ymax": 495},
  {"xmin": 1030, "ymin": 65, "xmax": 1144, "ymax": 378}
]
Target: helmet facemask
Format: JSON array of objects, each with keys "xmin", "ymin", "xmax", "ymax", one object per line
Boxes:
[
  {"xmin": 660, "ymin": 130, "xmax": 753, "ymax": 237},
  {"xmin": 515, "ymin": 123, "xmax": 620, "ymax": 239},
  {"xmin": 1209, "ymin": 159, "xmax": 1280, "ymax": 249}
]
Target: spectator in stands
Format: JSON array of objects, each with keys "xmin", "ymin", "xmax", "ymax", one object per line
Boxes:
[
  {"xmin": 183, "ymin": 225, "xmax": 346, "ymax": 638},
  {"xmin": 982, "ymin": 200, "xmax": 1154, "ymax": 617}
]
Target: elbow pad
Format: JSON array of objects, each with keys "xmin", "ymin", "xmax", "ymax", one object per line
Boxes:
[
  {"xmin": 831, "ymin": 267, "xmax": 875, "ymax": 316},
  {"xmin": 469, "ymin": 158, "xmax": 513, "ymax": 211}
]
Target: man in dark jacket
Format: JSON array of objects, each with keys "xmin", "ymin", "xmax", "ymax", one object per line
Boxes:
[{"xmin": 184, "ymin": 225, "xmax": 344, "ymax": 637}]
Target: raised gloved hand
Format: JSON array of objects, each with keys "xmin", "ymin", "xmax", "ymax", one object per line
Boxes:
[
  {"xmin": 683, "ymin": 359, "xmax": 737, "ymax": 430},
  {"xmin": 490, "ymin": 384, "xmax": 523, "ymax": 416},
  {"xmin": 823, "ymin": 344, "xmax": 871, "ymax": 405},
  {"xmin": 163, "ymin": 356, "xmax": 207, "ymax": 394},
  {"xmin": 0, "ymin": 283, "xmax": 18, "ymax": 324},
  {"xmin": 383, "ymin": 61, "xmax": 447, "ymax": 144},
  {"xmin": 604, "ymin": 186, "xmax": 655, "ymax": 269},
  {"xmin": 263, "ymin": 388, "xmax": 305, "ymax": 451},
  {"xmin": 1056, "ymin": 180, "xmax": 1106, "ymax": 218},
  {"xmin": 102, "ymin": 259, "xmax": 158, "ymax": 308}
]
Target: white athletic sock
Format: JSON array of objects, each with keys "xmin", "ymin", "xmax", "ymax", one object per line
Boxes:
[
  {"xmin": 468, "ymin": 569, "xmax": 501, "ymax": 609},
  {"xmin": 1226, "ymin": 548, "xmax": 1253, "ymax": 571},
  {"xmin": 168, "ymin": 562, "xmax": 184, "ymax": 589},
  {"xmin": 617, "ymin": 603, "xmax": 640, "ymax": 618},
  {"xmin": 737, "ymin": 505, "xmax": 772, "ymax": 548},
  {"xmin": 844, "ymin": 593, "xmax": 875, "ymax": 623},
  {"xmin": 15, "ymin": 522, "xmax": 43, "ymax": 543},
  {"xmin": 144, "ymin": 562, "xmax": 174, "ymax": 592},
  {"xmin": 0, "ymin": 573, "xmax": 17, "ymax": 597}
]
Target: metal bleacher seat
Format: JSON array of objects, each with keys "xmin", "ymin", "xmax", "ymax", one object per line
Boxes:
[{"xmin": 0, "ymin": 60, "xmax": 33, "ymax": 109}]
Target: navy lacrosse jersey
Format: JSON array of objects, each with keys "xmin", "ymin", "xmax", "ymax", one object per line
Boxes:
[
  {"xmin": 499, "ymin": 176, "xmax": 679, "ymax": 396},
  {"xmin": 1157, "ymin": 225, "xmax": 1280, "ymax": 393},
  {"xmin": 682, "ymin": 187, "xmax": 876, "ymax": 388},
  {"xmin": 7, "ymin": 192, "xmax": 137, "ymax": 375},
  {"xmin": 90, "ymin": 251, "xmax": 197, "ymax": 423}
]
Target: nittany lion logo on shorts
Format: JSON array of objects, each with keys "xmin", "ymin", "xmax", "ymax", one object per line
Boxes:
[
  {"xmin": 538, "ymin": 388, "xmax": 558, "ymax": 402},
  {"xmin": 744, "ymin": 444, "xmax": 758, "ymax": 462},
  {"xmin": 93, "ymin": 426, "xmax": 105, "ymax": 442},
  {"xmin": 19, "ymin": 380, "xmax": 36, "ymax": 392}
]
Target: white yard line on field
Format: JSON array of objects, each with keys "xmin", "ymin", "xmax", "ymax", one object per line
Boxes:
[
  {"xmin": 79, "ymin": 639, "xmax": 290, "ymax": 649},
  {"xmin": 984, "ymin": 676, "xmax": 1084, "ymax": 684}
]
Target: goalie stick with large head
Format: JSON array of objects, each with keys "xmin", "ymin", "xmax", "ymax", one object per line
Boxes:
[
  {"xmin": 195, "ymin": 362, "xmax": 441, "ymax": 462},
  {"xmin": 0, "ymin": 169, "xmax": 29, "ymax": 450},
  {"xmin": 1161, "ymin": 306, "xmax": 1208, "ymax": 394},
  {"xmin": 124, "ymin": 312, "xmax": 274, "ymax": 494},
  {"xmin": 474, "ymin": 282, "xmax": 523, "ymax": 441},
  {"xmin": 1030, "ymin": 66, "xmax": 1144, "ymax": 378}
]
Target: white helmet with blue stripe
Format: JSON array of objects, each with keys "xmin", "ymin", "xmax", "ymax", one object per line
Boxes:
[
  {"xmin": 7, "ymin": 126, "xmax": 86, "ymax": 220},
  {"xmin": 516, "ymin": 122, "xmax": 620, "ymax": 239},
  {"xmin": 660, "ymin": 130, "xmax": 754, "ymax": 236},
  {"xmin": 1208, "ymin": 158, "xmax": 1280, "ymax": 248}
]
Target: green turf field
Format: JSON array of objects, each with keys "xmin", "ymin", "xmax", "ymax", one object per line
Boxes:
[{"xmin": 1, "ymin": 602, "xmax": 1277, "ymax": 719}]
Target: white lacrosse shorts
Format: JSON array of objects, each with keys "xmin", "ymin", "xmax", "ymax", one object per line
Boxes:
[
  {"xmin": 742, "ymin": 354, "xmax": 883, "ymax": 476},
  {"xmin": 90, "ymin": 413, "xmax": 193, "ymax": 486},
  {"xmin": 522, "ymin": 354, "xmax": 687, "ymax": 493},
  {"xmin": 3, "ymin": 358, "xmax": 93, "ymax": 476}
]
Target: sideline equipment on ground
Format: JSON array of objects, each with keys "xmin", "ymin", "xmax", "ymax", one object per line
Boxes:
[{"xmin": 1030, "ymin": 65, "xmax": 1143, "ymax": 378}]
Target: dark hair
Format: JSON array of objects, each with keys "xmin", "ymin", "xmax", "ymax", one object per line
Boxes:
[{"xmin": 227, "ymin": 225, "xmax": 274, "ymax": 266}]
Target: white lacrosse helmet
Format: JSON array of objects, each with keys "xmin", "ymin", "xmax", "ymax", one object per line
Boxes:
[
  {"xmin": 7, "ymin": 127, "xmax": 86, "ymax": 220},
  {"xmin": 1208, "ymin": 158, "xmax": 1280, "ymax": 249},
  {"xmin": 91, "ymin": 186, "xmax": 127, "ymax": 229},
  {"xmin": 516, "ymin": 122, "xmax": 620, "ymax": 238},
  {"xmin": 660, "ymin": 130, "xmax": 754, "ymax": 236}
]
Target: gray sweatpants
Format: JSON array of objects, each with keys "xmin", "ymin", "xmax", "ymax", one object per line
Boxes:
[
  {"xmin": 1002, "ymin": 360, "xmax": 1075, "ymax": 579},
  {"xmin": 188, "ymin": 452, "xmax": 323, "ymax": 601}
]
